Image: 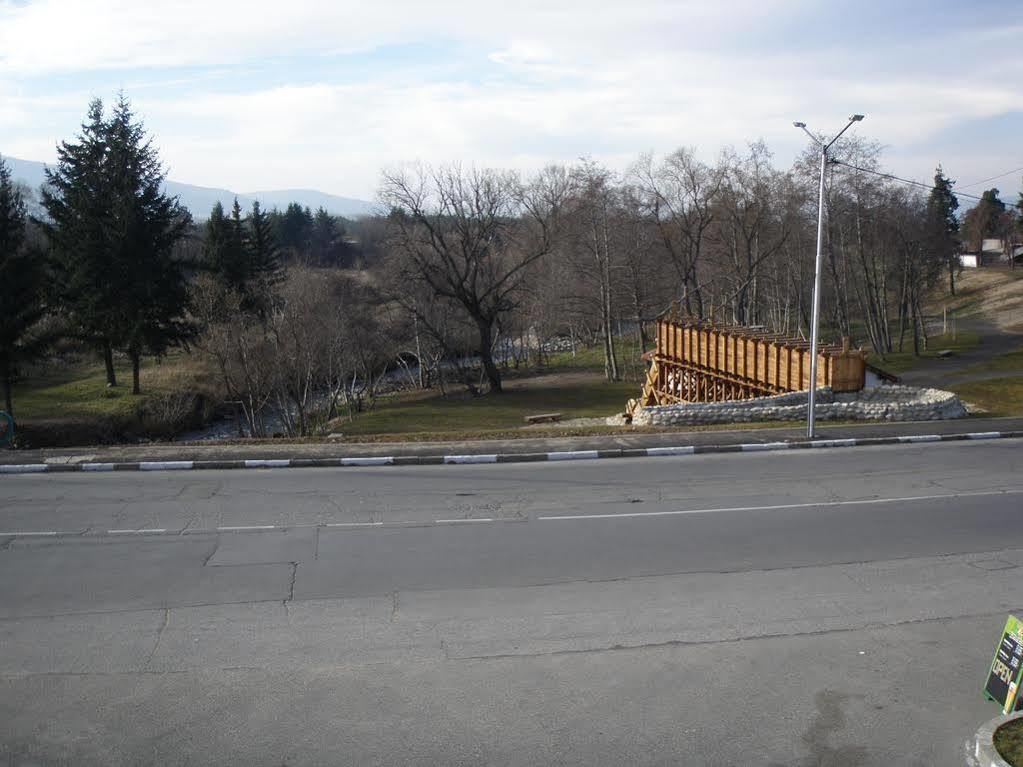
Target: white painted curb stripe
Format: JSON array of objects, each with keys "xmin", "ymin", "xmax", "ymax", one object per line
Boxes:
[
  {"xmin": 809, "ymin": 439, "xmax": 858, "ymax": 448},
  {"xmin": 0, "ymin": 464, "xmax": 47, "ymax": 473},
  {"xmin": 340, "ymin": 456, "xmax": 394, "ymax": 466},
  {"xmin": 547, "ymin": 450, "xmax": 600, "ymax": 461},
  {"xmin": 244, "ymin": 459, "xmax": 291, "ymax": 468},
  {"xmin": 740, "ymin": 442, "xmax": 790, "ymax": 452},
  {"xmin": 139, "ymin": 461, "xmax": 194, "ymax": 471},
  {"xmin": 645, "ymin": 446, "xmax": 697, "ymax": 456},
  {"xmin": 444, "ymin": 455, "xmax": 498, "ymax": 464},
  {"xmin": 1, "ymin": 431, "xmax": 1020, "ymax": 476}
]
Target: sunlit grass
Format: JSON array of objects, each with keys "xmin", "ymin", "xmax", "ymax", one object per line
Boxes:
[
  {"xmin": 867, "ymin": 331, "xmax": 981, "ymax": 373},
  {"xmin": 10, "ymin": 351, "xmax": 214, "ymax": 421},
  {"xmin": 951, "ymin": 375, "xmax": 1023, "ymax": 416}
]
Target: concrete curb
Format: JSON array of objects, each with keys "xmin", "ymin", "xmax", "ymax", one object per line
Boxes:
[
  {"xmin": 1, "ymin": 430, "xmax": 1020, "ymax": 476},
  {"xmin": 965, "ymin": 710, "xmax": 1021, "ymax": 767}
]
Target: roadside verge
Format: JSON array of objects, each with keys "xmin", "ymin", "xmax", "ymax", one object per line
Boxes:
[{"xmin": 2, "ymin": 419, "xmax": 1021, "ymax": 475}]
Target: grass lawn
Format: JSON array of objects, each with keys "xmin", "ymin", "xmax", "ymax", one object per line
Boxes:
[
  {"xmin": 337, "ymin": 375, "xmax": 638, "ymax": 437},
  {"xmin": 10, "ymin": 352, "xmax": 214, "ymax": 422},
  {"xmin": 541, "ymin": 339, "xmax": 647, "ymax": 379},
  {"xmin": 962, "ymin": 346, "xmax": 1023, "ymax": 374},
  {"xmin": 950, "ymin": 375, "xmax": 1023, "ymax": 417},
  {"xmin": 866, "ymin": 330, "xmax": 981, "ymax": 373},
  {"xmin": 995, "ymin": 717, "xmax": 1023, "ymax": 767}
]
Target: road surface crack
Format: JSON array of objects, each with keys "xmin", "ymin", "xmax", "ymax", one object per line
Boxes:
[
  {"xmin": 448, "ymin": 609, "xmax": 1023, "ymax": 661},
  {"xmin": 143, "ymin": 608, "xmax": 170, "ymax": 668},
  {"xmin": 287, "ymin": 563, "xmax": 298, "ymax": 603}
]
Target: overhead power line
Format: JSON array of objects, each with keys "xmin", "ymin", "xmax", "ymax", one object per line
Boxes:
[
  {"xmin": 958, "ymin": 165, "xmax": 1023, "ymax": 190},
  {"xmin": 828, "ymin": 160, "xmax": 999, "ymax": 203}
]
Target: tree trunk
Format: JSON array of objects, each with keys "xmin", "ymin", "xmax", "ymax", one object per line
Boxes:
[
  {"xmin": 130, "ymin": 351, "xmax": 141, "ymax": 395},
  {"xmin": 477, "ymin": 320, "xmax": 502, "ymax": 393},
  {"xmin": 948, "ymin": 257, "xmax": 956, "ymax": 296},
  {"xmin": 103, "ymin": 340, "xmax": 117, "ymax": 387},
  {"xmin": 2, "ymin": 367, "xmax": 12, "ymax": 416},
  {"xmin": 911, "ymin": 302, "xmax": 920, "ymax": 357},
  {"xmin": 413, "ymin": 314, "xmax": 425, "ymax": 389}
]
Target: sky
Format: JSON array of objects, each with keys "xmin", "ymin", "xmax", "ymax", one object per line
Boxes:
[{"xmin": 1, "ymin": 0, "xmax": 1021, "ymax": 201}]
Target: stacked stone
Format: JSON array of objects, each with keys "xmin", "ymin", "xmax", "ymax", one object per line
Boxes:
[{"xmin": 624, "ymin": 385, "xmax": 967, "ymax": 427}]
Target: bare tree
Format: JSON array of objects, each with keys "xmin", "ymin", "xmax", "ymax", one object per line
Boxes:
[
  {"xmin": 632, "ymin": 148, "xmax": 720, "ymax": 316},
  {"xmin": 191, "ymin": 275, "xmax": 276, "ymax": 437},
  {"xmin": 379, "ymin": 163, "xmax": 568, "ymax": 393},
  {"xmin": 564, "ymin": 160, "xmax": 622, "ymax": 380}
]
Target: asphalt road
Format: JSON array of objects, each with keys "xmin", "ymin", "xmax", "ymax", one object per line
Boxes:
[{"xmin": 1, "ymin": 439, "xmax": 1022, "ymax": 766}]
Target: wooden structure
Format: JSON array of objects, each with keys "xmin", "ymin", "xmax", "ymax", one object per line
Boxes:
[{"xmin": 629, "ymin": 307, "xmax": 868, "ymax": 415}]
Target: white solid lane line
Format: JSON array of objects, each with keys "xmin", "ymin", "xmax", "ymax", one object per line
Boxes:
[
  {"xmin": 108, "ymin": 529, "xmax": 167, "ymax": 534},
  {"xmin": 537, "ymin": 489, "xmax": 1023, "ymax": 521},
  {"xmin": 435, "ymin": 518, "xmax": 494, "ymax": 524},
  {"xmin": 216, "ymin": 525, "xmax": 276, "ymax": 531}
]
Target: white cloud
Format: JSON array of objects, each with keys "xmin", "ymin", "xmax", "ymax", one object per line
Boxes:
[{"xmin": 1, "ymin": 0, "xmax": 1020, "ymax": 198}]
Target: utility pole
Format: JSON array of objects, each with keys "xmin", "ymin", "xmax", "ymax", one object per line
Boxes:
[{"xmin": 792, "ymin": 114, "xmax": 865, "ymax": 438}]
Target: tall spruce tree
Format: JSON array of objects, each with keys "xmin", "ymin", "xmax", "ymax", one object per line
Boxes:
[
  {"xmin": 42, "ymin": 96, "xmax": 193, "ymax": 394},
  {"xmin": 41, "ymin": 100, "xmax": 122, "ymax": 385},
  {"xmin": 202, "ymin": 201, "xmax": 230, "ymax": 288},
  {"xmin": 274, "ymin": 202, "xmax": 313, "ymax": 257},
  {"xmin": 104, "ymin": 97, "xmax": 193, "ymax": 393},
  {"xmin": 310, "ymin": 206, "xmax": 339, "ymax": 265},
  {"xmin": 926, "ymin": 165, "xmax": 960, "ymax": 295},
  {"xmin": 247, "ymin": 200, "xmax": 282, "ymax": 303},
  {"xmin": 203, "ymin": 198, "xmax": 250, "ymax": 295},
  {"xmin": 0, "ymin": 156, "xmax": 47, "ymax": 416}
]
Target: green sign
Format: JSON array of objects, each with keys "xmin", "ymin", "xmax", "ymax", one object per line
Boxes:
[
  {"xmin": 0, "ymin": 411, "xmax": 12, "ymax": 447},
  {"xmin": 985, "ymin": 615, "xmax": 1023, "ymax": 714}
]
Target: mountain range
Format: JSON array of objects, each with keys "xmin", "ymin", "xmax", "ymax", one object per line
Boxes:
[{"xmin": 2, "ymin": 155, "xmax": 378, "ymax": 219}]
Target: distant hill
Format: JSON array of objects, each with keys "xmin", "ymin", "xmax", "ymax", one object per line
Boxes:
[{"xmin": 1, "ymin": 155, "xmax": 378, "ymax": 219}]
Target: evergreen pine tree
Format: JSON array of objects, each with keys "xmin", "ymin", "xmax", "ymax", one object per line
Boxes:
[
  {"xmin": 247, "ymin": 200, "xmax": 282, "ymax": 304},
  {"xmin": 276, "ymin": 202, "xmax": 313, "ymax": 257},
  {"xmin": 0, "ymin": 156, "xmax": 47, "ymax": 416},
  {"xmin": 41, "ymin": 96, "xmax": 193, "ymax": 394},
  {"xmin": 202, "ymin": 200, "xmax": 230, "ymax": 288},
  {"xmin": 310, "ymin": 206, "xmax": 339, "ymax": 265},
  {"xmin": 203, "ymin": 198, "xmax": 250, "ymax": 295},
  {"xmin": 103, "ymin": 95, "xmax": 193, "ymax": 393},
  {"xmin": 40, "ymin": 99, "xmax": 122, "ymax": 385},
  {"xmin": 926, "ymin": 165, "xmax": 960, "ymax": 295}
]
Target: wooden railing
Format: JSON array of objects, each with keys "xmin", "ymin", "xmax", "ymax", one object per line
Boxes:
[{"xmin": 630, "ymin": 313, "xmax": 867, "ymax": 412}]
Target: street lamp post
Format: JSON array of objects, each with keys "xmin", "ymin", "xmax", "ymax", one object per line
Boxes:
[{"xmin": 793, "ymin": 114, "xmax": 864, "ymax": 438}]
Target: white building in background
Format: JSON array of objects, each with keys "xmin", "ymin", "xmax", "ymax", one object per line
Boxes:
[{"xmin": 958, "ymin": 237, "xmax": 1023, "ymax": 268}]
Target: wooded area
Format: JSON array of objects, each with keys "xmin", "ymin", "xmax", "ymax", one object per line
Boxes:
[{"xmin": 2, "ymin": 96, "xmax": 1023, "ymax": 438}]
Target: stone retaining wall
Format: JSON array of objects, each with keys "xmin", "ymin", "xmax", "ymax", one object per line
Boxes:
[{"xmin": 627, "ymin": 385, "xmax": 967, "ymax": 427}]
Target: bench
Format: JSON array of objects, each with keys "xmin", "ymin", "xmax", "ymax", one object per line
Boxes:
[{"xmin": 524, "ymin": 412, "xmax": 562, "ymax": 424}]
